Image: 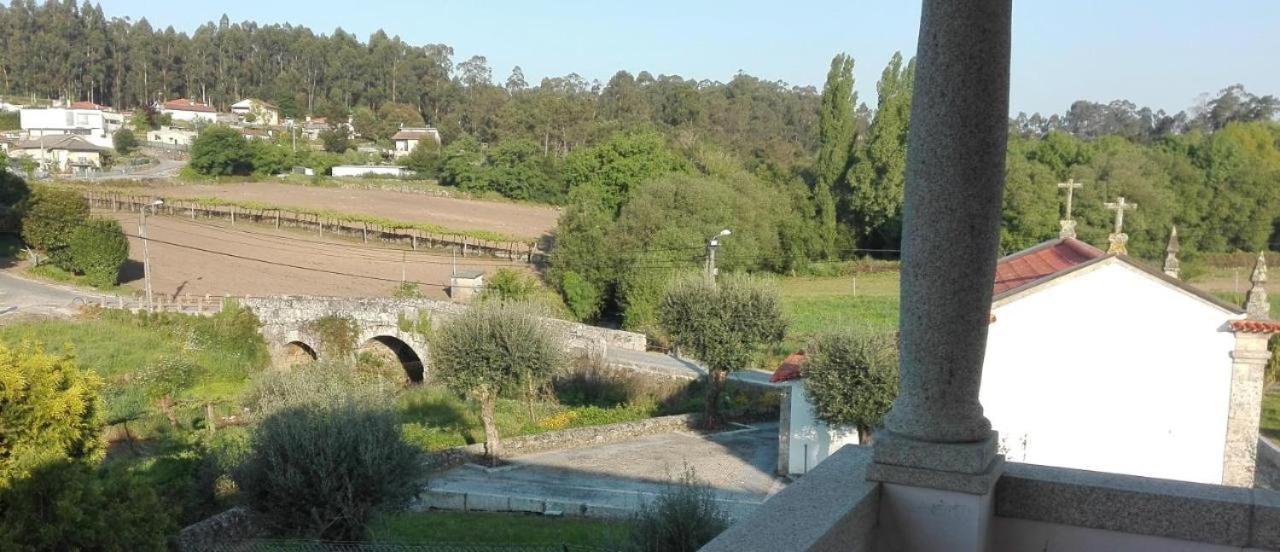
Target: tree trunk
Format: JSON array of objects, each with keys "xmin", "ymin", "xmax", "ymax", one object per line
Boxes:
[
  {"xmin": 703, "ymin": 369, "xmax": 728, "ymax": 429},
  {"xmin": 480, "ymin": 396, "xmax": 502, "ymax": 466},
  {"xmin": 857, "ymin": 425, "xmax": 873, "ymax": 445}
]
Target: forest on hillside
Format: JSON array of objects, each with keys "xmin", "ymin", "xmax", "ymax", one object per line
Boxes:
[{"xmin": 3, "ymin": 2, "xmax": 1280, "ymax": 329}]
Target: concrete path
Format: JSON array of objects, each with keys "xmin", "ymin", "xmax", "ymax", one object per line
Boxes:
[
  {"xmin": 0, "ymin": 270, "xmax": 103, "ymax": 319},
  {"xmin": 420, "ymin": 422, "xmax": 786, "ymax": 520},
  {"xmin": 606, "ymin": 348, "xmax": 777, "ymax": 387}
]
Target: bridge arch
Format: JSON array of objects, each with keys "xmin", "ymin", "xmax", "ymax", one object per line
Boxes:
[
  {"xmin": 357, "ymin": 333, "xmax": 426, "ymax": 384},
  {"xmin": 282, "ymin": 340, "xmax": 318, "ymax": 367}
]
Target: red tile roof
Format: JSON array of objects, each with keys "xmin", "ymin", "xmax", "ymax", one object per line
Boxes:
[
  {"xmin": 1229, "ymin": 320, "xmax": 1280, "ymax": 334},
  {"xmin": 993, "ymin": 238, "xmax": 1104, "ymax": 295},
  {"xmin": 69, "ymin": 101, "xmax": 105, "ymax": 110},
  {"xmin": 770, "ymin": 351, "xmax": 807, "ymax": 383},
  {"xmin": 162, "ymin": 98, "xmax": 216, "ymax": 113}
]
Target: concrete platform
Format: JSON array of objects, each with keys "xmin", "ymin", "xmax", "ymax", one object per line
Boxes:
[{"xmin": 418, "ymin": 422, "xmax": 786, "ymax": 520}]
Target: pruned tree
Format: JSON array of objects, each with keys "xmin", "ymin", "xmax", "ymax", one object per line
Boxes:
[
  {"xmin": 802, "ymin": 330, "xmax": 899, "ymax": 442},
  {"xmin": 430, "ymin": 302, "xmax": 567, "ymax": 464},
  {"xmin": 658, "ymin": 275, "xmax": 786, "ymax": 428}
]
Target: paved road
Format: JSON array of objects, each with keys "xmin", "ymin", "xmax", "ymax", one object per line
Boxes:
[
  {"xmin": 0, "ymin": 270, "xmax": 102, "ymax": 318},
  {"xmin": 72, "ymin": 150, "xmax": 186, "ymax": 181},
  {"xmin": 422, "ymin": 422, "xmax": 785, "ymax": 520},
  {"xmin": 607, "ymin": 348, "xmax": 778, "ymax": 387}
]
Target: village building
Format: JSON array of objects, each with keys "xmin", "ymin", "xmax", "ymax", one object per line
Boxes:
[
  {"xmin": 19, "ymin": 103, "xmax": 121, "ymax": 149},
  {"xmin": 146, "ymin": 126, "xmax": 198, "ymax": 148},
  {"xmin": 772, "ymin": 352, "xmax": 860, "ymax": 476},
  {"xmin": 448, "ymin": 270, "xmax": 486, "ymax": 302},
  {"xmin": 159, "ymin": 98, "xmax": 218, "ymax": 124},
  {"xmin": 230, "ymin": 98, "xmax": 280, "ymax": 126},
  {"xmin": 330, "ymin": 165, "xmax": 409, "ymax": 178},
  {"xmin": 391, "ymin": 126, "xmax": 441, "ymax": 158},
  {"xmin": 239, "ymin": 127, "xmax": 272, "ymax": 141},
  {"xmin": 11, "ymin": 134, "xmax": 108, "ymax": 174}
]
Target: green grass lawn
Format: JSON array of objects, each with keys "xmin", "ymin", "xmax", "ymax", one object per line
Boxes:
[
  {"xmin": 1263, "ymin": 392, "xmax": 1280, "ymax": 442},
  {"xmin": 368, "ymin": 511, "xmax": 628, "ymax": 547},
  {"xmin": 779, "ymin": 270, "xmax": 901, "ymax": 351}
]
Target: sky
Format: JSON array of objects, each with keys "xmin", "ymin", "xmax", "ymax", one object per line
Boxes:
[{"xmin": 89, "ymin": 0, "xmax": 1280, "ymax": 115}]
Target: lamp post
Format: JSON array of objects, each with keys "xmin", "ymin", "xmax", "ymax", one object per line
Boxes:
[
  {"xmin": 140, "ymin": 199, "xmax": 163, "ymax": 311},
  {"xmin": 705, "ymin": 229, "xmax": 731, "ymax": 286}
]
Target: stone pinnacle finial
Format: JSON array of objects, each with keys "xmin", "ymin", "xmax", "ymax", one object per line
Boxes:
[
  {"xmin": 1246, "ymin": 251, "xmax": 1269, "ymax": 320},
  {"xmin": 1163, "ymin": 226, "xmax": 1181, "ymax": 279}
]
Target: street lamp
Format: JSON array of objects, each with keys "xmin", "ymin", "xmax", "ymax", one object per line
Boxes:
[
  {"xmin": 140, "ymin": 199, "xmax": 163, "ymax": 311},
  {"xmin": 705, "ymin": 229, "xmax": 731, "ymax": 285}
]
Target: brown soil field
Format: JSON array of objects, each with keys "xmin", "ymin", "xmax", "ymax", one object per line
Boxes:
[
  {"xmin": 128, "ymin": 182, "xmax": 561, "ymax": 240},
  {"xmin": 103, "ymin": 212, "xmax": 535, "ymax": 300}
]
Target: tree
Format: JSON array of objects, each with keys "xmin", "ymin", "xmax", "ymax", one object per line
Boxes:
[
  {"xmin": 437, "ymin": 134, "xmax": 488, "ymax": 190},
  {"xmin": 400, "ymin": 140, "xmax": 441, "ymax": 176},
  {"xmin": 848, "ymin": 52, "xmax": 914, "ymax": 248},
  {"xmin": 189, "ymin": 125, "xmax": 253, "ymax": 176},
  {"xmin": 318, "ymin": 127, "xmax": 349, "ymax": 153},
  {"xmin": 20, "ymin": 185, "xmax": 88, "ymax": 265},
  {"xmin": 548, "ymin": 185, "xmax": 616, "ymax": 322},
  {"xmin": 0, "ymin": 343, "xmax": 104, "ymax": 487},
  {"xmin": 658, "ymin": 275, "xmax": 786, "ymax": 428},
  {"xmin": 0, "ymin": 170, "xmax": 30, "ymax": 232},
  {"xmin": 430, "ymin": 303, "xmax": 567, "ymax": 464},
  {"xmin": 814, "ymin": 53, "xmax": 857, "ymax": 257},
  {"xmin": 67, "ymin": 218, "xmax": 129, "ymax": 288},
  {"xmin": 801, "ymin": 330, "xmax": 899, "ymax": 442},
  {"xmin": 563, "ymin": 131, "xmax": 685, "ymax": 212},
  {"xmin": 112, "ymin": 128, "xmax": 138, "ymax": 154}
]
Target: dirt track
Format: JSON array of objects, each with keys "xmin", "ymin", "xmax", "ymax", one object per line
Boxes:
[
  {"xmin": 105, "ymin": 212, "xmax": 534, "ymax": 300},
  {"xmin": 132, "ymin": 182, "xmax": 560, "ymax": 240}
]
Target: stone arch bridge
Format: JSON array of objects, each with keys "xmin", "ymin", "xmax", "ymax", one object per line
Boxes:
[{"xmin": 239, "ymin": 296, "xmax": 647, "ymax": 383}]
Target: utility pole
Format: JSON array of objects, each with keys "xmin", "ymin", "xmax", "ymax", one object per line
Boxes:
[
  {"xmin": 140, "ymin": 199, "xmax": 163, "ymax": 311},
  {"xmin": 704, "ymin": 229, "xmax": 731, "ymax": 286}
]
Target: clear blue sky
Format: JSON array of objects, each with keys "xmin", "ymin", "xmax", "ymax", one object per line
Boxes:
[{"xmin": 92, "ymin": 0, "xmax": 1280, "ymax": 115}]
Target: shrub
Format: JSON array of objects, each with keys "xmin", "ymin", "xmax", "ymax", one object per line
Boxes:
[
  {"xmin": 0, "ymin": 170, "xmax": 30, "ymax": 231},
  {"xmin": 561, "ymin": 270, "xmax": 604, "ymax": 321},
  {"xmin": 68, "ymin": 217, "xmax": 128, "ymax": 287},
  {"xmin": 802, "ymin": 329, "xmax": 899, "ymax": 442},
  {"xmin": 0, "ymin": 343, "xmax": 104, "ymax": 487},
  {"xmin": 190, "ymin": 126, "xmax": 253, "ymax": 176},
  {"xmin": 136, "ymin": 354, "xmax": 197, "ymax": 428},
  {"xmin": 19, "ymin": 185, "xmax": 88, "ymax": 263},
  {"xmin": 243, "ymin": 360, "xmax": 389, "ymax": 417},
  {"xmin": 393, "ymin": 281, "xmax": 425, "ymax": 298},
  {"xmin": 113, "ymin": 128, "xmax": 138, "ymax": 154},
  {"xmin": 0, "ymin": 462, "xmax": 173, "ymax": 551},
  {"xmin": 237, "ymin": 400, "xmax": 426, "ymax": 540},
  {"xmin": 627, "ymin": 465, "xmax": 730, "ymax": 552}
]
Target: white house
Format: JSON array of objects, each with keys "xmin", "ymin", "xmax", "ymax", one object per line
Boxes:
[
  {"xmin": 775, "ymin": 234, "xmax": 1275, "ymax": 487},
  {"xmin": 11, "ymin": 134, "xmax": 108, "ymax": 174},
  {"xmin": 981, "ymin": 237, "xmax": 1274, "ymax": 487},
  {"xmin": 391, "ymin": 126, "xmax": 441, "ymax": 158},
  {"xmin": 147, "ymin": 126, "xmax": 198, "ymax": 148},
  {"xmin": 230, "ymin": 98, "xmax": 280, "ymax": 126},
  {"xmin": 772, "ymin": 352, "xmax": 861, "ymax": 476},
  {"xmin": 330, "ymin": 165, "xmax": 409, "ymax": 178},
  {"xmin": 160, "ymin": 98, "xmax": 218, "ymax": 124},
  {"xmin": 20, "ymin": 104, "xmax": 116, "ymax": 148}
]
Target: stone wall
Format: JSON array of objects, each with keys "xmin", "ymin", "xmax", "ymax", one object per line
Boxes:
[{"xmin": 176, "ymin": 507, "xmax": 261, "ymax": 551}]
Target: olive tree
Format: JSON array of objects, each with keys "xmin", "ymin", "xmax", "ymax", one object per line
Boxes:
[
  {"xmin": 802, "ymin": 330, "xmax": 899, "ymax": 442},
  {"xmin": 658, "ymin": 275, "xmax": 786, "ymax": 428},
  {"xmin": 430, "ymin": 302, "xmax": 567, "ymax": 464}
]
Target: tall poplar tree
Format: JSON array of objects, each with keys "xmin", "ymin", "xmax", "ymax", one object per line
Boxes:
[
  {"xmin": 814, "ymin": 53, "xmax": 857, "ymax": 258},
  {"xmin": 849, "ymin": 52, "xmax": 915, "ymax": 249}
]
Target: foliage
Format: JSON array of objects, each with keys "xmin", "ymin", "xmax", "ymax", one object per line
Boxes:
[
  {"xmin": 112, "ymin": 128, "xmax": 138, "ymax": 154},
  {"xmin": 393, "ymin": 281, "xmax": 425, "ymax": 298},
  {"xmin": 67, "ymin": 217, "xmax": 128, "ymax": 287},
  {"xmin": 305, "ymin": 314, "xmax": 360, "ymax": 358},
  {"xmin": 319, "ymin": 127, "xmax": 350, "ymax": 153},
  {"xmin": 814, "ymin": 53, "xmax": 858, "ymax": 257},
  {"xmin": 368, "ymin": 511, "xmax": 628, "ymax": 547},
  {"xmin": 190, "ymin": 126, "xmax": 254, "ymax": 176},
  {"xmin": 561, "ymin": 270, "xmax": 604, "ymax": 321},
  {"xmin": 563, "ymin": 131, "xmax": 685, "ymax": 212},
  {"xmin": 476, "ymin": 268, "xmax": 570, "ymax": 315},
  {"xmin": 658, "ymin": 275, "xmax": 786, "ymax": 427},
  {"xmin": 429, "ymin": 302, "xmax": 567, "ymax": 463},
  {"xmin": 626, "ymin": 465, "xmax": 730, "ymax": 552},
  {"xmin": 136, "ymin": 354, "xmax": 198, "ymax": 427},
  {"xmin": 0, "ymin": 170, "xmax": 30, "ymax": 231},
  {"xmin": 802, "ymin": 330, "xmax": 899, "ymax": 441},
  {"xmin": 400, "ymin": 140, "xmax": 441, "ymax": 176},
  {"xmin": 237, "ymin": 398, "xmax": 426, "ymax": 540},
  {"xmin": 19, "ymin": 185, "xmax": 88, "ymax": 260},
  {"xmin": 0, "ymin": 462, "xmax": 173, "ymax": 551},
  {"xmin": 848, "ymin": 52, "xmax": 914, "ymax": 248},
  {"xmin": 0, "ymin": 110, "xmax": 17, "ymax": 131},
  {"xmin": 0, "ymin": 343, "xmax": 104, "ymax": 487}
]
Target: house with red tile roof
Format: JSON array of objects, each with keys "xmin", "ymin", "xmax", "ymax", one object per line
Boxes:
[
  {"xmin": 159, "ymin": 98, "xmax": 218, "ymax": 124},
  {"xmin": 773, "ymin": 234, "xmax": 1277, "ymax": 486},
  {"xmin": 771, "ymin": 351, "xmax": 862, "ymax": 476}
]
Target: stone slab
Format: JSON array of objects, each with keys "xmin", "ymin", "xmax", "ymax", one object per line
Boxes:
[
  {"xmin": 870, "ymin": 430, "xmax": 1000, "ymax": 474},
  {"xmin": 866, "ymin": 456, "xmax": 1005, "ymax": 496},
  {"xmin": 995, "ymin": 462, "xmax": 1253, "ymax": 547},
  {"xmin": 464, "ymin": 492, "xmax": 509, "ymax": 512},
  {"xmin": 425, "ymin": 490, "xmax": 466, "ymax": 511},
  {"xmin": 1253, "ymin": 488, "xmax": 1280, "ymax": 549},
  {"xmin": 507, "ymin": 496, "xmax": 546, "ymax": 514}
]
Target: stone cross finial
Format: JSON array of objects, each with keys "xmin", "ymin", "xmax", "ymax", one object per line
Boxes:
[
  {"xmin": 1163, "ymin": 226, "xmax": 1181, "ymax": 279},
  {"xmin": 1246, "ymin": 251, "xmax": 1269, "ymax": 320},
  {"xmin": 1104, "ymin": 197, "xmax": 1137, "ymax": 255},
  {"xmin": 1057, "ymin": 179, "xmax": 1084, "ymax": 239}
]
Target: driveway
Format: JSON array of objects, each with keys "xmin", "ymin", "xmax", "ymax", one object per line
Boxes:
[
  {"xmin": 0, "ymin": 270, "xmax": 103, "ymax": 319},
  {"xmin": 422, "ymin": 422, "xmax": 786, "ymax": 520}
]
